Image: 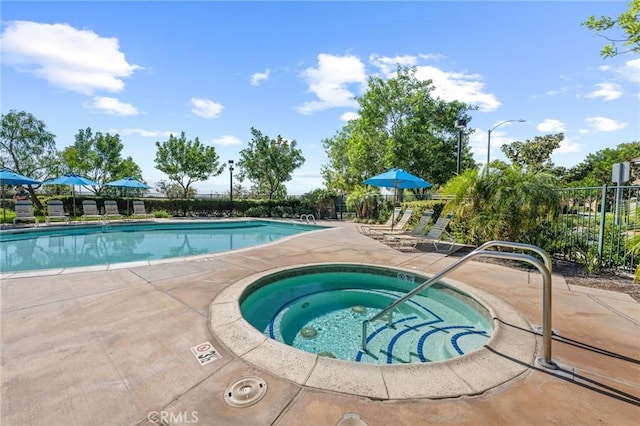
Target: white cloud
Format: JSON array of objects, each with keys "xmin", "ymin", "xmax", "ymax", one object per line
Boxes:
[
  {"xmin": 340, "ymin": 111, "xmax": 359, "ymax": 122},
  {"xmin": 468, "ymin": 130, "xmax": 489, "ymax": 159},
  {"xmin": 369, "ymin": 54, "xmax": 418, "ymax": 77},
  {"xmin": 617, "ymin": 58, "xmax": 640, "ymax": 83},
  {"xmin": 86, "ymin": 97, "xmax": 138, "ymax": 116},
  {"xmin": 299, "ymin": 53, "xmax": 499, "ymax": 114},
  {"xmin": 0, "ymin": 21, "xmax": 140, "ymax": 95},
  {"xmin": 585, "ymin": 116, "xmax": 627, "ymax": 132},
  {"xmin": 556, "ymin": 136, "xmax": 581, "ymax": 154},
  {"xmin": 536, "ymin": 119, "xmax": 566, "ymax": 133},
  {"xmin": 190, "ymin": 98, "xmax": 224, "ymax": 118},
  {"xmin": 369, "ymin": 55, "xmax": 501, "ymax": 111},
  {"xmin": 212, "ymin": 135, "xmax": 242, "ymax": 146},
  {"xmin": 414, "ymin": 65, "xmax": 501, "ymax": 112},
  {"xmin": 250, "ymin": 68, "xmax": 270, "ymax": 86},
  {"xmin": 530, "ymin": 86, "xmax": 571, "ymax": 98},
  {"xmin": 599, "ymin": 58, "xmax": 640, "ymax": 83},
  {"xmin": 585, "ymin": 83, "xmax": 622, "ymax": 101},
  {"xmin": 117, "ymin": 128, "xmax": 177, "ymax": 138},
  {"xmin": 418, "ymin": 53, "xmax": 445, "ymax": 61},
  {"xmin": 297, "ymin": 54, "xmax": 367, "ymax": 114},
  {"xmin": 545, "ymin": 87, "xmax": 570, "ymax": 96}
]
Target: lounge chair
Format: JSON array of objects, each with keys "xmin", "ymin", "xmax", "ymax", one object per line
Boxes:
[
  {"xmin": 131, "ymin": 200, "xmax": 154, "ymax": 220},
  {"xmin": 13, "ymin": 200, "xmax": 39, "ymax": 226},
  {"xmin": 45, "ymin": 200, "xmax": 70, "ymax": 225},
  {"xmin": 388, "ymin": 212, "xmax": 456, "ymax": 252},
  {"xmin": 357, "ymin": 207, "xmax": 401, "ymax": 234},
  {"xmin": 381, "ymin": 210, "xmax": 434, "ymax": 240},
  {"xmin": 361, "ymin": 208, "xmax": 414, "ymax": 238},
  {"xmin": 81, "ymin": 200, "xmax": 105, "ymax": 223},
  {"xmin": 104, "ymin": 200, "xmax": 124, "ymax": 221}
]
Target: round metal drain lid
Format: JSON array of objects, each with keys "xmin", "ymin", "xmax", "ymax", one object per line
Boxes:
[
  {"xmin": 224, "ymin": 376, "xmax": 268, "ymax": 408},
  {"xmin": 337, "ymin": 413, "xmax": 368, "ymax": 426}
]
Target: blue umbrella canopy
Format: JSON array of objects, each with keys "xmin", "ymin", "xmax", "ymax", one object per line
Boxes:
[
  {"xmin": 42, "ymin": 173, "xmax": 100, "ymax": 218},
  {"xmin": 104, "ymin": 177, "xmax": 151, "ymax": 214},
  {"xmin": 364, "ymin": 168, "xmax": 432, "ymax": 230},
  {"xmin": 0, "ymin": 168, "xmax": 42, "ymax": 186},
  {"xmin": 104, "ymin": 177, "xmax": 151, "ymax": 189},
  {"xmin": 364, "ymin": 168, "xmax": 432, "ymax": 189},
  {"xmin": 42, "ymin": 173, "xmax": 100, "ymax": 187},
  {"xmin": 0, "ymin": 168, "xmax": 42, "ymax": 224}
]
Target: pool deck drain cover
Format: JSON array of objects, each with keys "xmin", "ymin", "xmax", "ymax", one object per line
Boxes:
[
  {"xmin": 224, "ymin": 376, "xmax": 268, "ymax": 408},
  {"xmin": 337, "ymin": 413, "xmax": 368, "ymax": 426}
]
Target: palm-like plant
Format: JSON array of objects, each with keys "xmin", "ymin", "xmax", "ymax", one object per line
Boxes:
[
  {"xmin": 346, "ymin": 186, "xmax": 380, "ymax": 220},
  {"xmin": 441, "ymin": 165, "xmax": 561, "ymax": 249},
  {"xmin": 626, "ymin": 234, "xmax": 640, "ymax": 282}
]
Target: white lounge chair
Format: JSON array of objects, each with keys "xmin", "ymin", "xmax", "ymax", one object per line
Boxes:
[
  {"xmin": 390, "ymin": 212, "xmax": 456, "ymax": 252},
  {"xmin": 131, "ymin": 200, "xmax": 153, "ymax": 220},
  {"xmin": 382, "ymin": 210, "xmax": 434, "ymax": 240},
  {"xmin": 361, "ymin": 208, "xmax": 414, "ymax": 238},
  {"xmin": 81, "ymin": 200, "xmax": 105, "ymax": 223},
  {"xmin": 13, "ymin": 200, "xmax": 39, "ymax": 226},
  {"xmin": 357, "ymin": 207, "xmax": 401, "ymax": 234},
  {"xmin": 45, "ymin": 200, "xmax": 70, "ymax": 225},
  {"xmin": 104, "ymin": 200, "xmax": 124, "ymax": 221}
]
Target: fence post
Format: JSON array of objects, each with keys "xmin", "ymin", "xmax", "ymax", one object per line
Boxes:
[{"xmin": 597, "ymin": 184, "xmax": 607, "ymax": 257}]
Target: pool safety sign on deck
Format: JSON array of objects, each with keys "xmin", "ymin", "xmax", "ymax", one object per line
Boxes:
[{"xmin": 190, "ymin": 341, "xmax": 221, "ymax": 366}]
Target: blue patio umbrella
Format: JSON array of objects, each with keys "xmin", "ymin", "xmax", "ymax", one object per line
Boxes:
[
  {"xmin": 0, "ymin": 168, "xmax": 42, "ymax": 223},
  {"xmin": 0, "ymin": 168, "xmax": 42, "ymax": 187},
  {"xmin": 104, "ymin": 177, "xmax": 151, "ymax": 189},
  {"xmin": 364, "ymin": 168, "xmax": 432, "ymax": 230},
  {"xmin": 42, "ymin": 173, "xmax": 100, "ymax": 218},
  {"xmin": 104, "ymin": 177, "xmax": 151, "ymax": 214}
]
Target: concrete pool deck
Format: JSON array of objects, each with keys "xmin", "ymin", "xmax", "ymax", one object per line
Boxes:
[{"xmin": 1, "ymin": 220, "xmax": 639, "ymax": 425}]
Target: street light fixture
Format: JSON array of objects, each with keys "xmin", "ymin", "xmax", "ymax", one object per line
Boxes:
[
  {"xmin": 228, "ymin": 160, "xmax": 234, "ymax": 217},
  {"xmin": 454, "ymin": 118, "xmax": 468, "ymax": 174},
  {"xmin": 487, "ymin": 119, "xmax": 526, "ymax": 169}
]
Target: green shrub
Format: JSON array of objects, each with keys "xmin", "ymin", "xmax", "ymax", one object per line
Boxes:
[
  {"xmin": 573, "ymin": 244, "xmax": 602, "ymax": 274},
  {"xmin": 153, "ymin": 210, "xmax": 171, "ymax": 218}
]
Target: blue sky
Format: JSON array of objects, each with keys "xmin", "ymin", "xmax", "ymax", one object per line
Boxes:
[{"xmin": 2, "ymin": 1, "xmax": 638, "ymax": 195}]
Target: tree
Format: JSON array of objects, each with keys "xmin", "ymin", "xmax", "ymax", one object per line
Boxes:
[
  {"xmin": 0, "ymin": 110, "xmax": 57, "ymax": 207},
  {"xmin": 156, "ymin": 180, "xmax": 196, "ymax": 199},
  {"xmin": 563, "ymin": 142, "xmax": 640, "ymax": 186},
  {"xmin": 299, "ymin": 188, "xmax": 337, "ymax": 219},
  {"xmin": 582, "ymin": 0, "xmax": 640, "ymax": 57},
  {"xmin": 236, "ymin": 127, "xmax": 305, "ymax": 200},
  {"xmin": 322, "ymin": 66, "xmax": 475, "ymax": 196},
  {"xmin": 154, "ymin": 131, "xmax": 224, "ymax": 198},
  {"xmin": 500, "ymin": 133, "xmax": 564, "ymax": 173},
  {"xmin": 62, "ymin": 127, "xmax": 143, "ymax": 194}
]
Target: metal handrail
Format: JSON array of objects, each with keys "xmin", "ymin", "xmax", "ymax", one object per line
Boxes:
[
  {"xmin": 361, "ymin": 240, "xmax": 557, "ymax": 369},
  {"xmin": 300, "ymin": 214, "xmax": 316, "ymax": 224}
]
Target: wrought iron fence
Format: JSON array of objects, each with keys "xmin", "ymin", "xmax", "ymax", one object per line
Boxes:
[{"xmin": 556, "ymin": 185, "xmax": 639, "ymax": 273}]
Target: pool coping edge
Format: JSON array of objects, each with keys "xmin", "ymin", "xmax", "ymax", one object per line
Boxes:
[{"xmin": 209, "ymin": 262, "xmax": 537, "ymax": 400}]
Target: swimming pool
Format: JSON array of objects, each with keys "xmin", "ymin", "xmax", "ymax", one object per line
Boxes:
[
  {"xmin": 241, "ymin": 267, "xmax": 493, "ymax": 364},
  {"xmin": 0, "ymin": 220, "xmax": 323, "ymax": 273}
]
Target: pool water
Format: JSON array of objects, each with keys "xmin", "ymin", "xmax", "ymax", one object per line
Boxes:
[
  {"xmin": 241, "ymin": 268, "xmax": 493, "ymax": 364},
  {"xmin": 0, "ymin": 220, "xmax": 321, "ymax": 273}
]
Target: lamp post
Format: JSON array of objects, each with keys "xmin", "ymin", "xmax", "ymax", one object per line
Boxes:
[
  {"xmin": 228, "ymin": 160, "xmax": 234, "ymax": 217},
  {"xmin": 454, "ymin": 118, "xmax": 468, "ymax": 174},
  {"xmin": 487, "ymin": 119, "xmax": 526, "ymax": 169}
]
